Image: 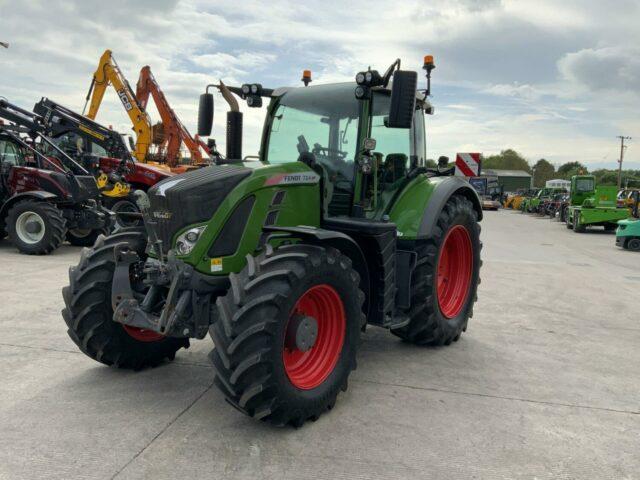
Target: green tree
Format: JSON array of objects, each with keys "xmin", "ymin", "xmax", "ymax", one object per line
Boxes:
[
  {"xmin": 483, "ymin": 149, "xmax": 531, "ymax": 173},
  {"xmin": 425, "ymin": 159, "xmax": 437, "ymax": 169},
  {"xmin": 558, "ymin": 161, "xmax": 587, "ymax": 178},
  {"xmin": 532, "ymin": 158, "xmax": 555, "ymax": 187}
]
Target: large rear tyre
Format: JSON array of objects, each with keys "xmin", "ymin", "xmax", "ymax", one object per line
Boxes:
[
  {"xmin": 209, "ymin": 244, "xmax": 364, "ymax": 427},
  {"xmin": 6, "ymin": 200, "xmax": 66, "ymax": 255},
  {"xmin": 62, "ymin": 230, "xmax": 188, "ymax": 369},
  {"xmin": 392, "ymin": 195, "xmax": 481, "ymax": 345}
]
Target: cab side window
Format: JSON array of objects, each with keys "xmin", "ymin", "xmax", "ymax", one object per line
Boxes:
[{"xmin": 0, "ymin": 140, "xmax": 22, "ymax": 167}]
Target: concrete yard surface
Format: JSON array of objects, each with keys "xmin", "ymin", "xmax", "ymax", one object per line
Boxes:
[{"xmin": 0, "ymin": 210, "xmax": 639, "ymax": 479}]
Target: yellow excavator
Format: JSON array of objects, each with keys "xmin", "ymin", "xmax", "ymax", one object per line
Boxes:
[{"xmin": 83, "ymin": 50, "xmax": 154, "ymax": 164}]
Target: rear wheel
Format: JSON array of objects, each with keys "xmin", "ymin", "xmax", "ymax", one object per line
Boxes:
[
  {"xmin": 6, "ymin": 200, "xmax": 66, "ymax": 254},
  {"xmin": 209, "ymin": 244, "xmax": 364, "ymax": 427},
  {"xmin": 392, "ymin": 195, "xmax": 481, "ymax": 345},
  {"xmin": 62, "ymin": 230, "xmax": 188, "ymax": 369}
]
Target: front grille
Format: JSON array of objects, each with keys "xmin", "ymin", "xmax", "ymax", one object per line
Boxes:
[{"xmin": 147, "ymin": 165, "xmax": 251, "ymax": 253}]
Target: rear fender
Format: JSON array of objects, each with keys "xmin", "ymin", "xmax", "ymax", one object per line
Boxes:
[{"xmin": 388, "ymin": 175, "xmax": 482, "ymax": 240}]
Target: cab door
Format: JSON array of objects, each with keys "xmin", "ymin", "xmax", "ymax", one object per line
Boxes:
[{"xmin": 367, "ymin": 91, "xmax": 426, "ymax": 217}]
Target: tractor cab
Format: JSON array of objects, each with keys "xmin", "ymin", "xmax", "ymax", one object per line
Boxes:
[
  {"xmin": 569, "ymin": 175, "xmax": 595, "ymax": 206},
  {"xmin": 260, "ymin": 82, "xmax": 429, "ymax": 219}
]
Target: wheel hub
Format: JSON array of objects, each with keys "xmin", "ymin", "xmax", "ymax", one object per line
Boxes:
[
  {"xmin": 25, "ymin": 221, "xmax": 42, "ymax": 234},
  {"xmin": 285, "ymin": 314, "xmax": 318, "ymax": 352},
  {"xmin": 283, "ymin": 284, "xmax": 346, "ymax": 390},
  {"xmin": 437, "ymin": 225, "xmax": 473, "ymax": 319},
  {"xmin": 15, "ymin": 211, "xmax": 46, "ymax": 244}
]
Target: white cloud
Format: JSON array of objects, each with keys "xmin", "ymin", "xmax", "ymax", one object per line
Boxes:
[
  {"xmin": 0, "ymin": 0, "xmax": 638, "ymax": 166},
  {"xmin": 558, "ymin": 46, "xmax": 640, "ymax": 94}
]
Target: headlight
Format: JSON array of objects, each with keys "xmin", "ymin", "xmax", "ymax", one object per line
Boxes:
[
  {"xmin": 241, "ymin": 84, "xmax": 251, "ymax": 95},
  {"xmin": 355, "ymin": 72, "xmax": 365, "ymax": 84},
  {"xmin": 365, "ymin": 71, "xmax": 372, "ymax": 83},
  {"xmin": 174, "ymin": 226, "xmax": 206, "ymax": 256},
  {"xmin": 250, "ymin": 83, "xmax": 259, "ymax": 94}
]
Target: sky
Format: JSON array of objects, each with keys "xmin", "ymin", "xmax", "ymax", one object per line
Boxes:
[{"xmin": 1, "ymin": 0, "xmax": 639, "ymax": 170}]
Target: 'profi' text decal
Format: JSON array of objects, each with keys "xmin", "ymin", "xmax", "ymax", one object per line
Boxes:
[{"xmin": 264, "ymin": 172, "xmax": 320, "ymax": 186}]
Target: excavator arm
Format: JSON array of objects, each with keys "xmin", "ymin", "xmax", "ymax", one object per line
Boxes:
[
  {"xmin": 83, "ymin": 50, "xmax": 152, "ymax": 163},
  {"xmin": 136, "ymin": 66, "xmax": 205, "ymax": 168}
]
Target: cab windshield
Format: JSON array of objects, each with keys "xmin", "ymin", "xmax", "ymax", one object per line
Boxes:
[
  {"xmin": 267, "ymin": 83, "xmax": 359, "ymax": 182},
  {"xmin": 575, "ymin": 178, "xmax": 594, "ymax": 193}
]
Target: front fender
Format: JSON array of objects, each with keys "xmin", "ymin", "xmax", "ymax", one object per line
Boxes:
[
  {"xmin": 388, "ymin": 175, "xmax": 482, "ymax": 240},
  {"xmin": 0, "ymin": 191, "xmax": 58, "ymax": 220}
]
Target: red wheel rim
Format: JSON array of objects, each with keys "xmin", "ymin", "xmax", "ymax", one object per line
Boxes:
[
  {"xmin": 283, "ymin": 284, "xmax": 346, "ymax": 390},
  {"xmin": 122, "ymin": 325, "xmax": 164, "ymax": 343},
  {"xmin": 437, "ymin": 225, "xmax": 473, "ymax": 319}
]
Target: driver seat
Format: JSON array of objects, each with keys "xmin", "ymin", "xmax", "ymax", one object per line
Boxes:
[{"xmin": 383, "ymin": 153, "xmax": 408, "ymax": 185}]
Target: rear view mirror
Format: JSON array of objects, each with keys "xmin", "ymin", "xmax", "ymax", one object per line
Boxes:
[
  {"xmin": 197, "ymin": 93, "xmax": 214, "ymax": 136},
  {"xmin": 388, "ymin": 70, "xmax": 417, "ymax": 129}
]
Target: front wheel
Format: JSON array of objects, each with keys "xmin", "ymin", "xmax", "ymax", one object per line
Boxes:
[
  {"xmin": 6, "ymin": 200, "xmax": 67, "ymax": 254},
  {"xmin": 392, "ymin": 194, "xmax": 482, "ymax": 345},
  {"xmin": 108, "ymin": 198, "xmax": 142, "ymax": 229},
  {"xmin": 209, "ymin": 244, "xmax": 365, "ymax": 427},
  {"xmin": 66, "ymin": 228, "xmax": 109, "ymax": 247},
  {"xmin": 627, "ymin": 238, "xmax": 640, "ymax": 251},
  {"xmin": 62, "ymin": 231, "xmax": 188, "ymax": 369}
]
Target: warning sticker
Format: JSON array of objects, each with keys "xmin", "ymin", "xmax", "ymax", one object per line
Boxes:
[{"xmin": 210, "ymin": 258, "xmax": 223, "ymax": 272}]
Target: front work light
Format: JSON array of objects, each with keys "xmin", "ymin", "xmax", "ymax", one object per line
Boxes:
[{"xmin": 175, "ymin": 226, "xmax": 206, "ymax": 256}]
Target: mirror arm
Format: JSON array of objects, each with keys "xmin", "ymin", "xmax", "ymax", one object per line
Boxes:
[{"xmin": 382, "ymin": 58, "xmax": 401, "ymax": 87}]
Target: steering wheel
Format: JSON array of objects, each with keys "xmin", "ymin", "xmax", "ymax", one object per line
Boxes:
[{"xmin": 311, "ymin": 144, "xmax": 348, "ymax": 161}]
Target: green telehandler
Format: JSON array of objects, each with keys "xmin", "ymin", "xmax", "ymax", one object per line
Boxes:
[
  {"xmin": 61, "ymin": 57, "xmax": 483, "ymax": 426},
  {"xmin": 566, "ymin": 175, "xmax": 629, "ymax": 232}
]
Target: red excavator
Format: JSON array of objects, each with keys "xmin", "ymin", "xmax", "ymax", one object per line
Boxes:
[{"xmin": 136, "ymin": 66, "xmax": 208, "ymax": 171}]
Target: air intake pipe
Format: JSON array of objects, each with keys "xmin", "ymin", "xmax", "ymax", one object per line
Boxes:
[{"xmin": 219, "ymin": 81, "xmax": 242, "ymax": 161}]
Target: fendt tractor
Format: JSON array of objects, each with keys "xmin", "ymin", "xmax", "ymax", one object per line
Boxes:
[
  {"xmin": 62, "ymin": 57, "xmax": 483, "ymax": 426},
  {"xmin": 0, "ymin": 100, "xmax": 112, "ymax": 254}
]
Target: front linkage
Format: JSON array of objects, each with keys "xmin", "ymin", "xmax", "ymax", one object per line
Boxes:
[{"xmin": 111, "ymin": 192, "xmax": 226, "ymax": 340}]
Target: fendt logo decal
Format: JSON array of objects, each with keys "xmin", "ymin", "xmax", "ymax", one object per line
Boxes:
[
  {"xmin": 117, "ymin": 89, "xmax": 133, "ymax": 111},
  {"xmin": 152, "ymin": 210, "xmax": 172, "ymax": 219},
  {"xmin": 264, "ymin": 172, "xmax": 320, "ymax": 186}
]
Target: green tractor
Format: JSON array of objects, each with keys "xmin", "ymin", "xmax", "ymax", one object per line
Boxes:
[
  {"xmin": 61, "ymin": 58, "xmax": 483, "ymax": 426},
  {"xmin": 519, "ymin": 188, "xmax": 539, "ymax": 213},
  {"xmin": 529, "ymin": 187, "xmax": 566, "ymax": 215},
  {"xmin": 566, "ymin": 175, "xmax": 629, "ymax": 232}
]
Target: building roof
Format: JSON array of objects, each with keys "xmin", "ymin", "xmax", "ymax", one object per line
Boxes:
[{"xmin": 481, "ymin": 169, "xmax": 531, "ymax": 178}]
